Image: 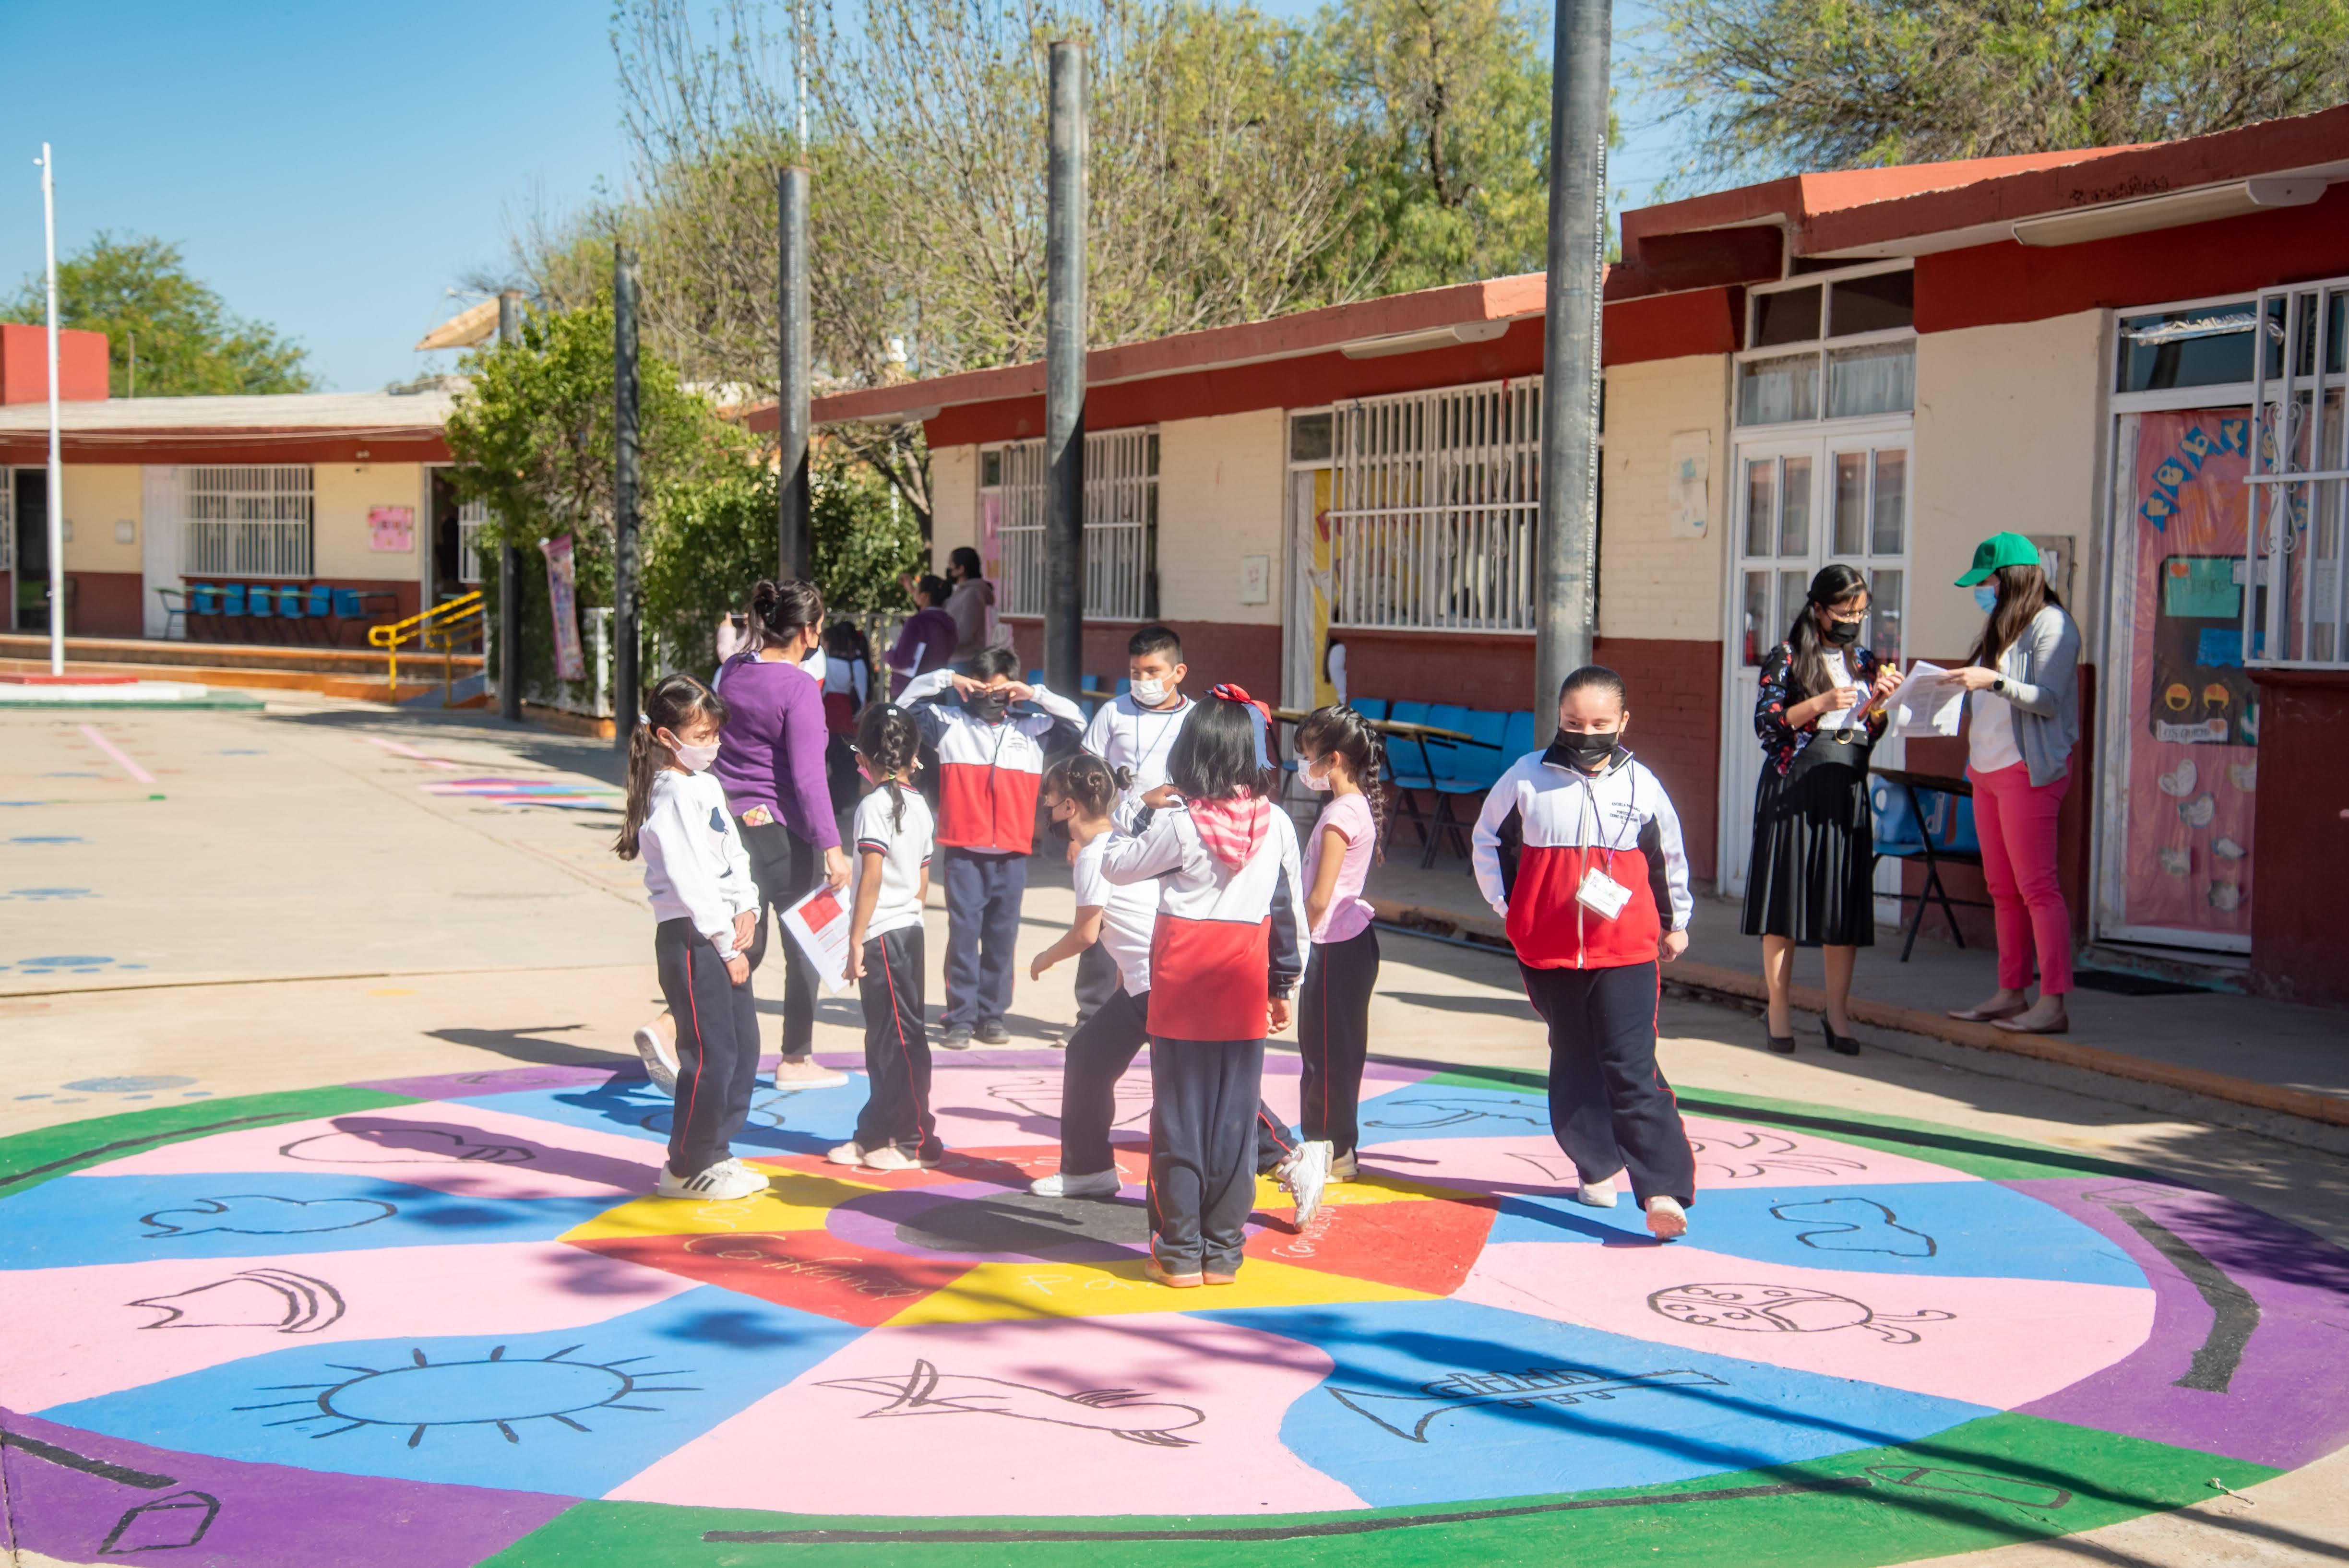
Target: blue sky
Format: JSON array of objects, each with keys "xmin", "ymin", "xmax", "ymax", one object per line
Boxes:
[{"xmin": 0, "ymin": 1, "xmax": 1682, "ymax": 394}]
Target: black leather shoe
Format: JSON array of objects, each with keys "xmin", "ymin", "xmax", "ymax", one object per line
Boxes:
[
  {"xmin": 1766, "ymin": 1033, "xmax": 1797, "ymax": 1055},
  {"xmin": 1823, "ymin": 1023, "xmax": 1861, "ymax": 1057}
]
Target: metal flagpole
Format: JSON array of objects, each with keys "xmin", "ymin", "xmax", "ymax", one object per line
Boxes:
[
  {"xmin": 1042, "ymin": 40, "xmax": 1087, "ymax": 698},
  {"xmin": 1531, "ymin": 0, "xmax": 1610, "ymax": 740},
  {"xmin": 497, "ymin": 290, "xmax": 525, "ymax": 722},
  {"xmin": 777, "ymin": 166, "xmax": 811, "ymax": 580},
  {"xmin": 38, "ymin": 143, "xmax": 64, "ymax": 676},
  {"xmin": 613, "ymin": 244, "xmax": 642, "ymax": 754}
]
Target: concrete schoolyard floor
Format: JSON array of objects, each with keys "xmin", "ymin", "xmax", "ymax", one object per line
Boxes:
[{"xmin": 2, "ymin": 701, "xmax": 2347, "ymax": 1568}]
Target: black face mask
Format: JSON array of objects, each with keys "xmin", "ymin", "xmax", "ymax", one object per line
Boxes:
[
  {"xmin": 965, "ymin": 693, "xmax": 1010, "ymax": 722},
  {"xmin": 1549, "ymin": 730, "xmax": 1620, "ymax": 771},
  {"xmin": 1822, "ymin": 616, "xmax": 1863, "ymax": 645}
]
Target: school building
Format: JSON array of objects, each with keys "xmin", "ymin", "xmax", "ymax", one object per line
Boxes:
[
  {"xmin": 0, "ymin": 331, "xmax": 468, "ymax": 643},
  {"xmin": 806, "ymin": 104, "xmax": 2349, "ymax": 1007}
]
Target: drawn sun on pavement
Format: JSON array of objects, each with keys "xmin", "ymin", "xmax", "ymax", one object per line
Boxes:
[{"xmin": 238, "ymin": 1344, "xmax": 698, "ymax": 1448}]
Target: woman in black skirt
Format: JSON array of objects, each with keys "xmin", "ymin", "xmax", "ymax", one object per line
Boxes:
[{"xmin": 1743, "ymin": 564, "xmax": 1903, "ymax": 1055}]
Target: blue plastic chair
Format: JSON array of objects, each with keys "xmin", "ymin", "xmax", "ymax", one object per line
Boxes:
[
  {"xmin": 1869, "ymin": 770, "xmax": 1990, "ymax": 962},
  {"xmin": 1501, "ymin": 709, "xmax": 1537, "ymax": 761},
  {"xmin": 1349, "ymin": 696, "xmax": 1388, "ymax": 722},
  {"xmin": 189, "ymin": 584, "xmax": 221, "ymax": 640},
  {"xmin": 278, "ymin": 583, "xmax": 310, "ymax": 641},
  {"xmin": 220, "ymin": 585, "xmax": 248, "ymax": 630},
  {"xmin": 1418, "ymin": 706, "xmax": 1508, "ymax": 865},
  {"xmin": 1116, "ymin": 676, "xmax": 1132, "ymax": 697},
  {"xmin": 1383, "ymin": 701, "xmax": 1440, "ymax": 854}
]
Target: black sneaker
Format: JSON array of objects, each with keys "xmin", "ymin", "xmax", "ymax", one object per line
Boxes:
[
  {"xmin": 975, "ymin": 1018, "xmax": 1011, "ymax": 1045},
  {"xmin": 938, "ymin": 1025, "xmax": 974, "ymax": 1051}
]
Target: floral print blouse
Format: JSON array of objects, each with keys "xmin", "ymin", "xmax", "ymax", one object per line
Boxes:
[{"xmin": 1754, "ymin": 641, "xmax": 1888, "ymax": 776}]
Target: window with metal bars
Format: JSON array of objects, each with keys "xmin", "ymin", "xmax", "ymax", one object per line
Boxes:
[
  {"xmin": 983, "ymin": 428, "xmax": 1158, "ymax": 619},
  {"xmin": 181, "ymin": 466, "xmax": 313, "ymax": 578},
  {"xmin": 1328, "ymin": 377, "xmax": 1543, "ymax": 631},
  {"xmin": 2246, "ymin": 279, "xmax": 2349, "ymax": 667},
  {"xmin": 456, "ymin": 498, "xmax": 489, "ymax": 585}
]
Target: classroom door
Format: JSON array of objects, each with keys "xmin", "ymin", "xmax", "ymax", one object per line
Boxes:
[
  {"xmin": 1720, "ymin": 430, "xmax": 1911, "ymax": 898},
  {"xmin": 1284, "ymin": 465, "xmax": 1335, "ymax": 711}
]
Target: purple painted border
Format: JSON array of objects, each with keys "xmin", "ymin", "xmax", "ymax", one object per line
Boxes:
[
  {"xmin": 0, "ymin": 1407, "xmax": 573, "ymax": 1568},
  {"xmin": 2013, "ymin": 1177, "xmax": 2349, "ymax": 1470}
]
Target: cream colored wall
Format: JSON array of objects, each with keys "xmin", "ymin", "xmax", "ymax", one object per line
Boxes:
[
  {"xmin": 929, "ymin": 443, "xmax": 978, "ymax": 571},
  {"xmin": 1598, "ymin": 353, "xmax": 1732, "ymax": 641},
  {"xmin": 60, "ymin": 464, "xmax": 143, "ymax": 572},
  {"xmin": 1155, "ymin": 407, "xmax": 1285, "ymax": 625},
  {"xmin": 1910, "ymin": 309, "xmax": 2109, "ymax": 658},
  {"xmin": 313, "ymin": 462, "xmax": 426, "ymax": 580}
]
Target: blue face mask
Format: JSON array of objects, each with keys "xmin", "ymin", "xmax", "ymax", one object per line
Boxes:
[{"xmin": 1972, "ymin": 584, "xmax": 2000, "ymax": 615}]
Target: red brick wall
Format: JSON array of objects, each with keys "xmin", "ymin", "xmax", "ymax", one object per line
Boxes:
[
  {"xmin": 2247, "ymin": 669, "xmax": 2349, "ymax": 1008},
  {"xmin": 1596, "ymin": 636, "xmax": 1723, "ymax": 891},
  {"xmin": 1335, "ymin": 630, "xmax": 1535, "ymax": 710},
  {"xmin": 65, "ymin": 571, "xmax": 143, "ymax": 637},
  {"xmin": 1003, "ymin": 618, "xmax": 1282, "ymax": 703}
]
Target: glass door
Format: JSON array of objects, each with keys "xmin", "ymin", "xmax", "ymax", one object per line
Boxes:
[{"xmin": 1721, "ymin": 430, "xmax": 1911, "ymax": 896}]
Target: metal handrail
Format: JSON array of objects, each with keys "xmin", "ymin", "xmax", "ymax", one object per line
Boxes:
[{"xmin": 369, "ymin": 590, "xmax": 483, "ymax": 693}]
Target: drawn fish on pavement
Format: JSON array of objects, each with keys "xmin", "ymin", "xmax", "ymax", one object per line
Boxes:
[
  {"xmin": 1328, "ymin": 1366, "xmax": 1726, "ymax": 1443},
  {"xmin": 815, "ymin": 1359, "xmax": 1205, "ymax": 1446}
]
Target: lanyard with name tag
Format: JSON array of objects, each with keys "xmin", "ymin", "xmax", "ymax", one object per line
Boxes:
[{"xmin": 1571, "ymin": 774, "xmax": 1639, "ymax": 921}]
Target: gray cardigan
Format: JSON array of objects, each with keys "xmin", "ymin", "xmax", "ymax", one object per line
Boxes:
[{"xmin": 1980, "ymin": 604, "xmax": 2081, "ymax": 787}]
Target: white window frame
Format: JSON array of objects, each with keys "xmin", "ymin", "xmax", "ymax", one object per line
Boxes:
[
  {"xmin": 981, "ymin": 428, "xmax": 1157, "ymax": 621},
  {"xmin": 181, "ymin": 466, "xmax": 313, "ymax": 579},
  {"xmin": 1326, "ymin": 375, "xmax": 1543, "ymax": 633},
  {"xmin": 2246, "ymin": 276, "xmax": 2349, "ymax": 670},
  {"xmin": 455, "ymin": 498, "xmax": 489, "ymax": 586},
  {"xmin": 1737, "ymin": 260, "xmax": 1917, "ymax": 430}
]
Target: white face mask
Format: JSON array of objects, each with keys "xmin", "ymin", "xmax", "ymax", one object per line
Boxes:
[
  {"xmin": 1129, "ymin": 676, "xmax": 1171, "ymax": 708},
  {"xmin": 663, "ymin": 733, "xmax": 720, "ymax": 773},
  {"xmin": 1299, "ymin": 755, "xmax": 1334, "ymax": 793}
]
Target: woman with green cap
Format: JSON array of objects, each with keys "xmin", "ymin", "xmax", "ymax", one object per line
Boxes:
[{"xmin": 1945, "ymin": 532, "xmax": 2080, "ymax": 1035}]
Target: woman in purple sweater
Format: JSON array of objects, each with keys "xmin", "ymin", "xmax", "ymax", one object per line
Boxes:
[{"xmin": 713, "ymin": 579, "xmax": 853, "ymax": 1087}]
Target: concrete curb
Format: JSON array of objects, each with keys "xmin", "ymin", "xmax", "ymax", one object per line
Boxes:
[{"xmin": 1369, "ymin": 896, "xmax": 2349, "ymax": 1133}]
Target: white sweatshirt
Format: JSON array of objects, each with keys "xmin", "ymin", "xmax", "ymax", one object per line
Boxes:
[{"xmin": 639, "ymin": 769, "xmax": 760, "ymax": 956}]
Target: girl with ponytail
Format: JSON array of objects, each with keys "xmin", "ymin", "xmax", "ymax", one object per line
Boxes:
[
  {"xmin": 613, "ymin": 673, "xmax": 769, "ymax": 1201},
  {"xmin": 1282, "ymin": 704, "xmax": 1389, "ymax": 1203}
]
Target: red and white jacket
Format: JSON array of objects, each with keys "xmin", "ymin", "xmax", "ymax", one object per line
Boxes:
[
  {"xmin": 1472, "ymin": 743, "xmax": 1693, "ymax": 970},
  {"xmin": 902, "ymin": 668, "xmax": 1084, "ymax": 854},
  {"xmin": 1101, "ymin": 798, "xmax": 1306, "ymax": 1042}
]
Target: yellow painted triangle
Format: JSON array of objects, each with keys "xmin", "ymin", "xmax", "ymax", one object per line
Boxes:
[
  {"xmin": 1252, "ymin": 1169, "xmax": 1472, "ymax": 1212},
  {"xmin": 882, "ymin": 1251, "xmax": 1432, "ymax": 1327},
  {"xmin": 560, "ymin": 1170, "xmax": 882, "ymax": 1243}
]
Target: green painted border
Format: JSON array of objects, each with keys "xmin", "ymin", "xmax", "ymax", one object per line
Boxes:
[{"xmin": 0, "ymin": 1086, "xmax": 418, "ymax": 1197}]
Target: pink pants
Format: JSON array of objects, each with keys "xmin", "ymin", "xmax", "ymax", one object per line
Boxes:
[{"xmin": 1967, "ymin": 762, "xmax": 2072, "ymax": 994}]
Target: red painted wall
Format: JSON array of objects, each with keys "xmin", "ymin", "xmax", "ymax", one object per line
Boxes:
[
  {"xmin": 64, "ymin": 571, "xmax": 143, "ymax": 637},
  {"xmin": 1336, "ymin": 630, "xmax": 1535, "ymax": 713},
  {"xmin": 1002, "ymin": 617, "xmax": 1283, "ymax": 706},
  {"xmin": 2246, "ymin": 670, "xmax": 2349, "ymax": 1009},
  {"xmin": 0, "ymin": 323, "xmax": 108, "ymax": 405},
  {"xmin": 1596, "ymin": 635, "xmax": 1724, "ymax": 890}
]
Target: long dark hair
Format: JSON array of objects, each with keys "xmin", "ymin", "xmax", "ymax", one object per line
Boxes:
[
  {"xmin": 1168, "ymin": 696, "xmax": 1263, "ymax": 803},
  {"xmin": 853, "ymin": 702, "xmax": 922, "ymax": 832},
  {"xmin": 747, "ymin": 578, "xmax": 824, "ymax": 653},
  {"xmin": 1967, "ymin": 563, "xmax": 2062, "ymax": 669},
  {"xmin": 1783, "ymin": 563, "xmax": 1869, "ymax": 701},
  {"xmin": 615, "ymin": 672, "xmax": 727, "ymax": 861},
  {"xmin": 1294, "ymin": 703, "xmax": 1388, "ymax": 863},
  {"xmin": 1042, "ymin": 752, "xmax": 1127, "ymax": 821}
]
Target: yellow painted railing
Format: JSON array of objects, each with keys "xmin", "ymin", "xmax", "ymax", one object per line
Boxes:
[{"xmin": 369, "ymin": 591, "xmax": 483, "ymax": 696}]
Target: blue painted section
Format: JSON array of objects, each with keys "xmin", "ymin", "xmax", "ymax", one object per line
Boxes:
[
  {"xmin": 1483, "ymin": 1183, "xmax": 2146, "ymax": 1287},
  {"xmin": 0, "ymin": 1174, "xmax": 615, "ymax": 1270},
  {"xmin": 1356, "ymin": 1087, "xmax": 1554, "ymax": 1144},
  {"xmin": 1204, "ymin": 1297, "xmax": 1992, "ymax": 1507},
  {"xmin": 43, "ymin": 1286, "xmax": 858, "ymax": 1498},
  {"xmin": 465, "ymin": 1078, "xmax": 870, "ymax": 1158}
]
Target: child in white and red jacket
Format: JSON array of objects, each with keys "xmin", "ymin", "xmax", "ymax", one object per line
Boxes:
[
  {"xmin": 902, "ymin": 644, "xmax": 1084, "ymax": 1047},
  {"xmin": 1102, "ymin": 693, "xmax": 1307, "ymax": 1288},
  {"xmin": 1471, "ymin": 664, "xmax": 1698, "ymax": 1241}
]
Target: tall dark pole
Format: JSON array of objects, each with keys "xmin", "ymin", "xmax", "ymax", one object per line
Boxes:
[
  {"xmin": 1532, "ymin": 0, "xmax": 1610, "ymax": 742},
  {"xmin": 613, "ymin": 244, "xmax": 643, "ymax": 754},
  {"xmin": 1042, "ymin": 40, "xmax": 1087, "ymax": 698},
  {"xmin": 497, "ymin": 289, "xmax": 525, "ymax": 722},
  {"xmin": 777, "ymin": 166, "xmax": 812, "ymax": 580}
]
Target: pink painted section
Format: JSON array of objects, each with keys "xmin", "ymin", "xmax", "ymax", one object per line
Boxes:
[
  {"xmin": 609, "ymin": 1312, "xmax": 1367, "ymax": 1516},
  {"xmin": 78, "ymin": 1102, "xmax": 662, "ymax": 1200},
  {"xmin": 1458, "ymin": 1241, "xmax": 2153, "ymax": 1410},
  {"xmin": 922, "ymin": 1057, "xmax": 1420, "ymax": 1149},
  {"xmin": 1361, "ymin": 1116, "xmax": 1974, "ymax": 1196},
  {"xmin": 1, "ymin": 1241, "xmax": 691, "ymax": 1412}
]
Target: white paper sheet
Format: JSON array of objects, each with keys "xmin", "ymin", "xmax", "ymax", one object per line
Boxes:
[
  {"xmin": 1886, "ymin": 661, "xmax": 1964, "ymax": 737},
  {"xmin": 779, "ymin": 882, "xmax": 857, "ymax": 995}
]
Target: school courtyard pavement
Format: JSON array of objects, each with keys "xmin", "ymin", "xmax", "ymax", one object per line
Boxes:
[{"xmin": 2, "ymin": 698, "xmax": 2347, "ymax": 1568}]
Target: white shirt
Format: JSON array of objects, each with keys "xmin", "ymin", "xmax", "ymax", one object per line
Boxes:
[
  {"xmin": 851, "ymin": 784, "xmax": 934, "ymax": 941},
  {"xmin": 639, "ymin": 770, "xmax": 760, "ymax": 955},
  {"xmin": 1072, "ymin": 832, "xmax": 1159, "ymax": 994},
  {"xmin": 1083, "ymin": 692, "xmax": 1194, "ymax": 816},
  {"xmin": 1968, "ymin": 687, "xmax": 2023, "ymax": 772}
]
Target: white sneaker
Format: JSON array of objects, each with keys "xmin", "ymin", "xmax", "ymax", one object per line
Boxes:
[
  {"xmin": 1645, "ymin": 1195, "xmax": 1689, "ymax": 1240},
  {"xmin": 859, "ymin": 1145, "xmax": 943, "ymax": 1173},
  {"xmin": 1329, "ymin": 1151, "xmax": 1359, "ymax": 1184},
  {"xmin": 773, "ymin": 1057, "xmax": 851, "ymax": 1090},
  {"xmin": 633, "ymin": 1020, "xmax": 678, "ymax": 1094},
  {"xmin": 1571, "ymin": 1174, "xmax": 1620, "ymax": 1209},
  {"xmin": 715, "ymin": 1156, "xmax": 769, "ymax": 1191},
  {"xmin": 826, "ymin": 1140, "xmax": 871, "ymax": 1167},
  {"xmin": 1030, "ymin": 1167, "xmax": 1121, "ymax": 1199},
  {"xmin": 1281, "ymin": 1140, "xmax": 1333, "ymax": 1228},
  {"xmin": 655, "ymin": 1160, "xmax": 766, "ymax": 1200}
]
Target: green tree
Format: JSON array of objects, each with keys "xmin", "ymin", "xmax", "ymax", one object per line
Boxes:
[
  {"xmin": 0, "ymin": 233, "xmax": 314, "ymax": 395},
  {"xmin": 1645, "ymin": 0, "xmax": 2349, "ymax": 177}
]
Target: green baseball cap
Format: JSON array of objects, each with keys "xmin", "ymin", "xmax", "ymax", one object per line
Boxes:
[{"xmin": 1956, "ymin": 531, "xmax": 2039, "ymax": 586}]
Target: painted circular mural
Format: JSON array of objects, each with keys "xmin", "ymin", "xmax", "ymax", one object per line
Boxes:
[{"xmin": 4, "ymin": 1050, "xmax": 2346, "ymax": 1568}]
